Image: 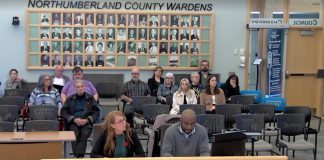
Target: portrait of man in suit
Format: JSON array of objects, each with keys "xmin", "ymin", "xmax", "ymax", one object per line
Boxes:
[
  {"xmin": 128, "ymin": 42, "xmax": 137, "ymax": 53},
  {"xmin": 171, "ymin": 15, "xmax": 179, "ymax": 26},
  {"xmin": 40, "ymin": 41, "xmax": 50, "ymax": 52},
  {"xmin": 96, "ymin": 14, "xmax": 104, "ymax": 25},
  {"xmin": 41, "ymin": 54, "xmax": 50, "ymax": 66},
  {"xmin": 52, "ymin": 41, "xmax": 61, "ymax": 53},
  {"xmin": 149, "ymin": 42, "xmax": 158, "ymax": 54},
  {"xmin": 96, "ymin": 55, "xmax": 104, "ymax": 66},
  {"xmin": 170, "ymin": 29, "xmax": 178, "ymax": 40},
  {"xmin": 139, "ymin": 15, "xmax": 147, "ymax": 26},
  {"xmin": 160, "ymin": 42, "xmax": 168, "ymax": 53},
  {"xmin": 52, "ymin": 55, "xmax": 61, "ymax": 66},
  {"xmin": 191, "ymin": 29, "xmax": 200, "ymax": 40},
  {"xmin": 85, "ymin": 13, "xmax": 94, "ymax": 25},
  {"xmin": 160, "ymin": 15, "xmax": 168, "ymax": 26},
  {"xmin": 160, "ymin": 28, "xmax": 168, "ymax": 40},
  {"xmin": 117, "ymin": 41, "xmax": 126, "ymax": 53},
  {"xmin": 149, "ymin": 15, "xmax": 158, "ymax": 26},
  {"xmin": 150, "ymin": 28, "xmax": 158, "ymax": 40},
  {"xmin": 117, "ymin": 29, "xmax": 126, "ymax": 40},
  {"xmin": 74, "ymin": 27, "xmax": 83, "ymax": 39},
  {"xmin": 190, "ymin": 42, "xmax": 200, "ymax": 54},
  {"xmin": 128, "ymin": 28, "xmax": 137, "ymax": 40},
  {"xmin": 74, "ymin": 13, "xmax": 83, "ymax": 25},
  {"xmin": 107, "ymin": 14, "xmax": 115, "ymax": 26},
  {"xmin": 128, "ymin": 14, "xmax": 137, "ymax": 26},
  {"xmin": 63, "ymin": 13, "xmax": 72, "ymax": 25},
  {"xmin": 85, "ymin": 55, "xmax": 94, "ymax": 66},
  {"xmin": 118, "ymin": 14, "xmax": 126, "ymax": 26},
  {"xmin": 52, "ymin": 27, "xmax": 61, "ymax": 39},
  {"xmin": 107, "ymin": 28, "xmax": 115, "ymax": 39},
  {"xmin": 180, "ymin": 29, "xmax": 189, "ymax": 40},
  {"xmin": 41, "ymin": 14, "xmax": 49, "ymax": 25},
  {"xmin": 84, "ymin": 28, "xmax": 94, "ymax": 39},
  {"xmin": 52, "ymin": 13, "xmax": 61, "ymax": 25},
  {"xmin": 138, "ymin": 42, "xmax": 147, "ymax": 53},
  {"xmin": 192, "ymin": 16, "xmax": 200, "ymax": 27},
  {"xmin": 181, "ymin": 16, "xmax": 190, "ymax": 27},
  {"xmin": 169, "ymin": 42, "xmax": 178, "ymax": 53},
  {"xmin": 180, "ymin": 42, "xmax": 189, "ymax": 54},
  {"xmin": 40, "ymin": 27, "xmax": 49, "ymax": 39},
  {"xmin": 139, "ymin": 28, "xmax": 147, "ymax": 40},
  {"xmin": 96, "ymin": 28, "xmax": 104, "ymax": 39},
  {"xmin": 74, "ymin": 55, "xmax": 83, "ymax": 66},
  {"xmin": 63, "ymin": 41, "xmax": 72, "ymax": 53},
  {"xmin": 74, "ymin": 41, "xmax": 83, "ymax": 53},
  {"xmin": 63, "ymin": 55, "xmax": 72, "ymax": 66},
  {"xmin": 63, "ymin": 27, "xmax": 72, "ymax": 39}
]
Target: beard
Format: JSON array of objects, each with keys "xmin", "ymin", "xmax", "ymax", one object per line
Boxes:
[{"xmin": 202, "ymin": 67, "xmax": 208, "ymax": 72}]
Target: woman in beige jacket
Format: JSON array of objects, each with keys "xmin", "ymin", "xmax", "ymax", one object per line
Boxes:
[
  {"xmin": 200, "ymin": 75, "xmax": 226, "ymax": 114},
  {"xmin": 170, "ymin": 78, "xmax": 197, "ymax": 115}
]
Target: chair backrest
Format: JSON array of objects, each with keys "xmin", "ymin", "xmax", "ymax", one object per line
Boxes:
[
  {"xmin": 196, "ymin": 114, "xmax": 225, "ymax": 137},
  {"xmin": 173, "ymin": 74, "xmax": 190, "ymax": 86},
  {"xmin": 179, "ymin": 104, "xmax": 206, "ymax": 115},
  {"xmin": 230, "ymin": 95, "xmax": 254, "ymax": 113},
  {"xmin": 92, "ymin": 123, "xmax": 105, "ymax": 144},
  {"xmin": 215, "ymin": 104, "xmax": 242, "ymax": 129},
  {"xmin": 235, "ymin": 114, "xmax": 265, "ymax": 133},
  {"xmin": 22, "ymin": 82, "xmax": 37, "ymax": 92},
  {"xmin": 0, "ymin": 105, "xmax": 19, "ymax": 122},
  {"xmin": 4, "ymin": 89, "xmax": 30, "ymax": 98},
  {"xmin": 211, "ymin": 132, "xmax": 247, "ymax": 156},
  {"xmin": 0, "ymin": 121, "xmax": 15, "ymax": 132},
  {"xmin": 100, "ymin": 106, "xmax": 119, "ymax": 120},
  {"xmin": 132, "ymin": 96, "xmax": 156, "ymax": 114},
  {"xmin": 166, "ymin": 117, "xmax": 180, "ymax": 124},
  {"xmin": 143, "ymin": 104, "xmax": 169, "ymax": 124},
  {"xmin": 249, "ymin": 104, "xmax": 275, "ymax": 124},
  {"xmin": 240, "ymin": 90, "xmax": 262, "ymax": 104},
  {"xmin": 96, "ymin": 82, "xmax": 119, "ymax": 98},
  {"xmin": 260, "ymin": 96, "xmax": 286, "ymax": 112},
  {"xmin": 284, "ymin": 106, "xmax": 311, "ymax": 123},
  {"xmin": 24, "ymin": 120, "xmax": 59, "ymax": 132},
  {"xmin": 276, "ymin": 114, "xmax": 306, "ymax": 136},
  {"xmin": 29, "ymin": 105, "xmax": 58, "ymax": 120},
  {"xmin": 0, "ymin": 96, "xmax": 25, "ymax": 108},
  {"xmin": 159, "ymin": 124, "xmax": 172, "ymax": 148}
]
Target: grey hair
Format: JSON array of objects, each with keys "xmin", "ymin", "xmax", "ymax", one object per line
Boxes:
[
  {"xmin": 37, "ymin": 74, "xmax": 52, "ymax": 90},
  {"xmin": 190, "ymin": 72, "xmax": 200, "ymax": 78},
  {"xmin": 74, "ymin": 79, "xmax": 84, "ymax": 87},
  {"xmin": 164, "ymin": 72, "xmax": 175, "ymax": 85}
]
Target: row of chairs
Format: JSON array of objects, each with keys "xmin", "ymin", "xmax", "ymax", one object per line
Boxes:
[{"xmin": 0, "ymin": 120, "xmax": 58, "ymax": 132}]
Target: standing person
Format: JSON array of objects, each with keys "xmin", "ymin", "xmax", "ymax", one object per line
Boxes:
[
  {"xmin": 90, "ymin": 111, "xmax": 145, "ymax": 158},
  {"xmin": 198, "ymin": 60, "xmax": 212, "ymax": 88},
  {"xmin": 170, "ymin": 78, "xmax": 197, "ymax": 115},
  {"xmin": 161, "ymin": 109, "xmax": 209, "ymax": 156},
  {"xmin": 200, "ymin": 75, "xmax": 225, "ymax": 114},
  {"xmin": 50, "ymin": 65, "xmax": 70, "ymax": 94},
  {"xmin": 120, "ymin": 67, "xmax": 151, "ymax": 127},
  {"xmin": 29, "ymin": 74, "xmax": 62, "ymax": 115},
  {"xmin": 190, "ymin": 72, "xmax": 204, "ymax": 103},
  {"xmin": 221, "ymin": 74, "xmax": 241, "ymax": 100},
  {"xmin": 61, "ymin": 79, "xmax": 100, "ymax": 158},
  {"xmin": 157, "ymin": 72, "xmax": 178, "ymax": 105},
  {"xmin": 61, "ymin": 66, "xmax": 98, "ymax": 103},
  {"xmin": 0, "ymin": 68, "xmax": 27, "ymax": 96},
  {"xmin": 147, "ymin": 66, "xmax": 164, "ymax": 97}
]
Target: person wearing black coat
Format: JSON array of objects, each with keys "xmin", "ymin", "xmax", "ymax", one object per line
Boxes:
[{"xmin": 147, "ymin": 66, "xmax": 164, "ymax": 96}]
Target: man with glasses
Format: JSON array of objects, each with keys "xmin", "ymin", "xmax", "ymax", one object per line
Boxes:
[
  {"xmin": 161, "ymin": 109, "xmax": 209, "ymax": 156},
  {"xmin": 61, "ymin": 66, "xmax": 98, "ymax": 103},
  {"xmin": 198, "ymin": 60, "xmax": 212, "ymax": 88},
  {"xmin": 50, "ymin": 65, "xmax": 70, "ymax": 94},
  {"xmin": 120, "ymin": 67, "xmax": 151, "ymax": 127}
]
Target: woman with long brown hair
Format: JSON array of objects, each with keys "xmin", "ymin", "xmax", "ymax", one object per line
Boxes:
[
  {"xmin": 90, "ymin": 111, "xmax": 144, "ymax": 158},
  {"xmin": 200, "ymin": 75, "xmax": 225, "ymax": 114}
]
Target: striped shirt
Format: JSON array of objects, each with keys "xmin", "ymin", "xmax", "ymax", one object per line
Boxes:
[
  {"xmin": 29, "ymin": 87, "xmax": 62, "ymax": 108},
  {"xmin": 121, "ymin": 80, "xmax": 151, "ymax": 98}
]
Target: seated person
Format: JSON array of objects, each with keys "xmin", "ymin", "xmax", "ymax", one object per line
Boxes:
[
  {"xmin": 190, "ymin": 72, "xmax": 204, "ymax": 103},
  {"xmin": 50, "ymin": 65, "xmax": 70, "ymax": 93},
  {"xmin": 170, "ymin": 78, "xmax": 197, "ymax": 115},
  {"xmin": 29, "ymin": 74, "xmax": 62, "ymax": 115},
  {"xmin": 0, "ymin": 68, "xmax": 26, "ymax": 97},
  {"xmin": 147, "ymin": 66, "xmax": 164, "ymax": 96},
  {"xmin": 157, "ymin": 72, "xmax": 178, "ymax": 105},
  {"xmin": 221, "ymin": 74, "xmax": 241, "ymax": 100},
  {"xmin": 61, "ymin": 79, "xmax": 100, "ymax": 158},
  {"xmin": 200, "ymin": 75, "xmax": 225, "ymax": 114},
  {"xmin": 90, "ymin": 111, "xmax": 145, "ymax": 158},
  {"xmin": 161, "ymin": 109, "xmax": 209, "ymax": 156}
]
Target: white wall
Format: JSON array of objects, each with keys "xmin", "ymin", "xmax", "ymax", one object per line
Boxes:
[{"xmin": 0, "ymin": 0, "xmax": 247, "ymax": 85}]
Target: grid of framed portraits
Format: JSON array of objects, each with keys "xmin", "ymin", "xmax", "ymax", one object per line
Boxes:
[{"xmin": 26, "ymin": 9, "xmax": 214, "ymax": 69}]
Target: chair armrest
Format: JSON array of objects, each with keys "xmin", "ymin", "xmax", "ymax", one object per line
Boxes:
[{"xmin": 311, "ymin": 115, "xmax": 322, "ymax": 133}]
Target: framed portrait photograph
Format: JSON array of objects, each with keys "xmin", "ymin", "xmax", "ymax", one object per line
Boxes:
[
  {"xmin": 106, "ymin": 28, "xmax": 115, "ymax": 39},
  {"xmin": 40, "ymin": 54, "xmax": 50, "ymax": 66},
  {"xmin": 63, "ymin": 55, "xmax": 72, "ymax": 66},
  {"xmin": 160, "ymin": 15, "xmax": 169, "ymax": 26},
  {"xmin": 128, "ymin": 41, "xmax": 137, "ymax": 53},
  {"xmin": 180, "ymin": 15, "xmax": 190, "ymax": 27},
  {"xmin": 138, "ymin": 28, "xmax": 147, "ymax": 40},
  {"xmin": 160, "ymin": 28, "xmax": 168, "ymax": 40},
  {"xmin": 180, "ymin": 42, "xmax": 189, "ymax": 54},
  {"xmin": 169, "ymin": 55, "xmax": 179, "ymax": 67},
  {"xmin": 139, "ymin": 15, "xmax": 148, "ymax": 26},
  {"xmin": 40, "ymin": 13, "xmax": 50, "ymax": 25},
  {"xmin": 52, "ymin": 27, "xmax": 61, "ymax": 39},
  {"xmin": 85, "ymin": 41, "xmax": 94, "ymax": 53},
  {"xmin": 96, "ymin": 13, "xmax": 105, "ymax": 25},
  {"xmin": 190, "ymin": 42, "xmax": 200, "ymax": 54},
  {"xmin": 180, "ymin": 29, "xmax": 189, "ymax": 40},
  {"xmin": 74, "ymin": 27, "xmax": 83, "ymax": 39},
  {"xmin": 96, "ymin": 41, "xmax": 105, "ymax": 53},
  {"xmin": 107, "ymin": 41, "xmax": 115, "ymax": 53},
  {"xmin": 170, "ymin": 15, "xmax": 179, "ymax": 27},
  {"xmin": 52, "ymin": 55, "xmax": 61, "ymax": 66},
  {"xmin": 62, "ymin": 41, "xmax": 72, "ymax": 53},
  {"xmin": 128, "ymin": 14, "xmax": 137, "ymax": 26},
  {"xmin": 149, "ymin": 15, "xmax": 159, "ymax": 26},
  {"xmin": 107, "ymin": 14, "xmax": 116, "ymax": 26},
  {"xmin": 96, "ymin": 55, "xmax": 105, "ymax": 66},
  {"xmin": 84, "ymin": 28, "xmax": 94, "ymax": 39},
  {"xmin": 85, "ymin": 55, "xmax": 94, "ymax": 67},
  {"xmin": 52, "ymin": 13, "xmax": 61, "ymax": 25},
  {"xmin": 74, "ymin": 41, "xmax": 83, "ymax": 53},
  {"xmin": 138, "ymin": 41, "xmax": 147, "ymax": 54},
  {"xmin": 85, "ymin": 13, "xmax": 94, "ymax": 25},
  {"xmin": 191, "ymin": 29, "xmax": 200, "ymax": 40},
  {"xmin": 191, "ymin": 15, "xmax": 200, "ymax": 27},
  {"xmin": 118, "ymin": 14, "xmax": 126, "ymax": 26},
  {"xmin": 149, "ymin": 28, "xmax": 158, "ymax": 40},
  {"xmin": 63, "ymin": 13, "xmax": 72, "ymax": 25},
  {"xmin": 106, "ymin": 56, "xmax": 116, "ymax": 67},
  {"xmin": 149, "ymin": 42, "xmax": 158, "ymax": 55},
  {"xmin": 148, "ymin": 55, "xmax": 158, "ymax": 67},
  {"xmin": 159, "ymin": 42, "xmax": 168, "ymax": 54},
  {"xmin": 128, "ymin": 28, "xmax": 137, "ymax": 40},
  {"xmin": 127, "ymin": 56, "xmax": 137, "ymax": 67},
  {"xmin": 74, "ymin": 13, "xmax": 84, "ymax": 25},
  {"xmin": 40, "ymin": 40, "xmax": 50, "ymax": 53},
  {"xmin": 116, "ymin": 28, "xmax": 126, "ymax": 40},
  {"xmin": 117, "ymin": 41, "xmax": 126, "ymax": 53},
  {"xmin": 52, "ymin": 41, "xmax": 61, "ymax": 53},
  {"xmin": 63, "ymin": 27, "xmax": 72, "ymax": 39},
  {"xmin": 170, "ymin": 29, "xmax": 179, "ymax": 40},
  {"xmin": 40, "ymin": 27, "xmax": 50, "ymax": 39},
  {"xmin": 169, "ymin": 42, "xmax": 178, "ymax": 54},
  {"xmin": 74, "ymin": 55, "xmax": 83, "ymax": 66}
]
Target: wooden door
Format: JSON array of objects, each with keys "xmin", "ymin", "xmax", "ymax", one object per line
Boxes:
[{"xmin": 285, "ymin": 29, "xmax": 323, "ymax": 116}]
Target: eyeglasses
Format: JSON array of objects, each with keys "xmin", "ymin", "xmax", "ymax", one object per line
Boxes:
[
  {"xmin": 73, "ymin": 73, "xmax": 82, "ymax": 76},
  {"xmin": 131, "ymin": 72, "xmax": 140, "ymax": 75},
  {"xmin": 43, "ymin": 78, "xmax": 51, "ymax": 81},
  {"xmin": 114, "ymin": 117, "xmax": 126, "ymax": 124}
]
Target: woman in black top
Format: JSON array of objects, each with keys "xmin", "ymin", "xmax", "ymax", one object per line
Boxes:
[
  {"xmin": 90, "ymin": 111, "xmax": 144, "ymax": 158},
  {"xmin": 147, "ymin": 66, "xmax": 164, "ymax": 96},
  {"xmin": 221, "ymin": 74, "xmax": 241, "ymax": 100}
]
